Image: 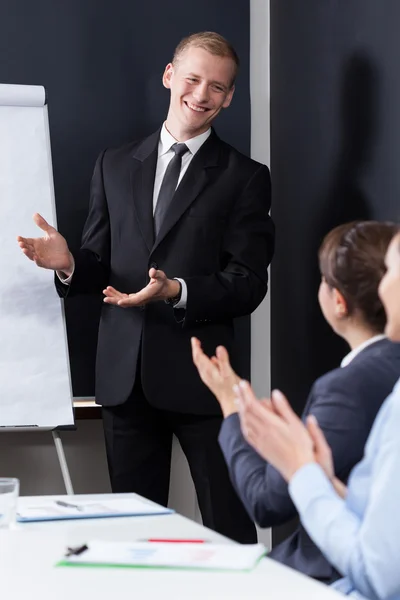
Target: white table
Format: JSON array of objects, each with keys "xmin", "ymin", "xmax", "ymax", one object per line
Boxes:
[{"xmin": 0, "ymin": 493, "xmax": 343, "ymax": 600}]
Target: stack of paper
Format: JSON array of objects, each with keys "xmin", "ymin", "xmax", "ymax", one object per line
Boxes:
[
  {"xmin": 17, "ymin": 497, "xmax": 173, "ymax": 522},
  {"xmin": 59, "ymin": 541, "xmax": 267, "ymax": 571}
]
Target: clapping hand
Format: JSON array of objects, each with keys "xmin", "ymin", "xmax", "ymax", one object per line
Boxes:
[
  {"xmin": 191, "ymin": 338, "xmax": 240, "ymax": 417},
  {"xmin": 306, "ymin": 414, "xmax": 347, "ymax": 498},
  {"xmin": 235, "ymin": 381, "xmax": 347, "ymax": 494},
  {"xmin": 235, "ymin": 382, "xmax": 315, "ymax": 482}
]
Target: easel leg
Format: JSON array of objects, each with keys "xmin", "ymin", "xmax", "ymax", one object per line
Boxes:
[{"xmin": 52, "ymin": 430, "xmax": 74, "ymax": 495}]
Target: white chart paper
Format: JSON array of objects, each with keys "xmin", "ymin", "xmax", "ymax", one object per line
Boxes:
[
  {"xmin": 62, "ymin": 540, "xmax": 267, "ymax": 571},
  {"xmin": 0, "ymin": 84, "xmax": 74, "ymax": 428}
]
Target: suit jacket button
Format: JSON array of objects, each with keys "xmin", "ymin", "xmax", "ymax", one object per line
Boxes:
[{"xmin": 150, "ymin": 262, "xmax": 158, "ymax": 270}]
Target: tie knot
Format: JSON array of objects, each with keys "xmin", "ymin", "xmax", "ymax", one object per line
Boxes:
[{"xmin": 171, "ymin": 143, "xmax": 189, "ymax": 157}]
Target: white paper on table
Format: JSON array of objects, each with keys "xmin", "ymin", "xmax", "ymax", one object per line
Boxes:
[
  {"xmin": 0, "ymin": 84, "xmax": 73, "ymax": 428},
  {"xmin": 61, "ymin": 540, "xmax": 267, "ymax": 571},
  {"xmin": 17, "ymin": 497, "xmax": 173, "ymax": 522}
]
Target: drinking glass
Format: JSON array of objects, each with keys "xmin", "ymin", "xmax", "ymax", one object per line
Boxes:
[{"xmin": 0, "ymin": 478, "xmax": 19, "ymax": 529}]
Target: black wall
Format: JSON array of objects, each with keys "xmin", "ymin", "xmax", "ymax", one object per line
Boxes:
[
  {"xmin": 271, "ymin": 0, "xmax": 400, "ymax": 414},
  {"xmin": 0, "ymin": 1, "xmax": 250, "ymax": 396},
  {"xmin": 270, "ymin": 0, "xmax": 400, "ymax": 547}
]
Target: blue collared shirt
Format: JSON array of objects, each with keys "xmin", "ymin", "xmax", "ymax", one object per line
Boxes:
[{"xmin": 289, "ymin": 377, "xmax": 400, "ymax": 599}]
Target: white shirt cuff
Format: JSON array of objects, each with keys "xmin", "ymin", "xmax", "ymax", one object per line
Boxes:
[
  {"xmin": 173, "ymin": 278, "xmax": 187, "ymax": 309},
  {"xmin": 56, "ymin": 258, "xmax": 75, "ymax": 285}
]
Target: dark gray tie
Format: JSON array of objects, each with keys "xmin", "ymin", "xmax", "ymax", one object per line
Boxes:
[{"xmin": 154, "ymin": 143, "xmax": 189, "ymax": 237}]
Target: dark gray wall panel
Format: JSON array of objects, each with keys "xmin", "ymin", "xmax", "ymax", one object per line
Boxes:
[{"xmin": 271, "ymin": 0, "xmax": 400, "ymax": 413}]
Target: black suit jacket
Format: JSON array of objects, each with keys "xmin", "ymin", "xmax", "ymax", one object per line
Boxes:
[
  {"xmin": 218, "ymin": 338, "xmax": 400, "ymax": 581},
  {"xmin": 57, "ymin": 129, "xmax": 274, "ymax": 413}
]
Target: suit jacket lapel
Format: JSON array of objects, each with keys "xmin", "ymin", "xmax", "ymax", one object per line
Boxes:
[
  {"xmin": 131, "ymin": 129, "xmax": 160, "ymax": 251},
  {"xmin": 152, "ymin": 130, "xmax": 222, "ymax": 252}
]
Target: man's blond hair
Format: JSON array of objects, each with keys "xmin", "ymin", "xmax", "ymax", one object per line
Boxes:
[{"xmin": 172, "ymin": 31, "xmax": 239, "ymax": 86}]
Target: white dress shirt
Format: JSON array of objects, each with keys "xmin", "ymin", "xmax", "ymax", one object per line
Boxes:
[
  {"xmin": 153, "ymin": 124, "xmax": 211, "ymax": 308},
  {"xmin": 153, "ymin": 124, "xmax": 211, "ymax": 213},
  {"xmin": 58, "ymin": 123, "xmax": 211, "ymax": 310}
]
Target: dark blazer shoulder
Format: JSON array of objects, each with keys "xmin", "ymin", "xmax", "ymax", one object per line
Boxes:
[
  {"xmin": 310, "ymin": 339, "xmax": 400, "ymax": 411},
  {"xmin": 100, "ymin": 129, "xmax": 161, "ymax": 164},
  {"xmin": 99, "ymin": 127, "xmax": 268, "ymax": 172},
  {"xmin": 216, "ymin": 135, "xmax": 269, "ymax": 174}
]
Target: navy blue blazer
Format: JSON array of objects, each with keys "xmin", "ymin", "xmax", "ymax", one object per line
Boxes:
[{"xmin": 219, "ymin": 338, "xmax": 400, "ymax": 582}]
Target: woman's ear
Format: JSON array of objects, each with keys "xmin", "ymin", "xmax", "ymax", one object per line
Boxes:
[{"xmin": 333, "ymin": 288, "xmax": 348, "ymax": 319}]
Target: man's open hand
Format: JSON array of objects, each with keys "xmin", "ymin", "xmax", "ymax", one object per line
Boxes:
[
  {"xmin": 17, "ymin": 213, "xmax": 74, "ymax": 274},
  {"xmin": 103, "ymin": 268, "xmax": 179, "ymax": 307}
]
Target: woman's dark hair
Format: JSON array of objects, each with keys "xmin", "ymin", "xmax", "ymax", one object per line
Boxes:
[{"xmin": 319, "ymin": 220, "xmax": 400, "ymax": 332}]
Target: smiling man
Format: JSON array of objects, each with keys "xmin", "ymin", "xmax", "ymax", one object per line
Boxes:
[
  {"xmin": 164, "ymin": 38, "xmax": 235, "ymax": 138},
  {"xmin": 17, "ymin": 32, "xmax": 274, "ymax": 543}
]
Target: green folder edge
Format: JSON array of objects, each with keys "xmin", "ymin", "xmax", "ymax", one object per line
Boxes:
[{"xmin": 57, "ymin": 552, "xmax": 267, "ymax": 572}]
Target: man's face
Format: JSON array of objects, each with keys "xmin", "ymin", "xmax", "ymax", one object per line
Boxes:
[{"xmin": 163, "ymin": 45, "xmax": 235, "ymax": 139}]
